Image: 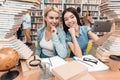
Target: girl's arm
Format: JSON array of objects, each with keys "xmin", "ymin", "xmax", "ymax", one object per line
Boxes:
[
  {"xmin": 67, "ymin": 28, "xmax": 82, "ymax": 58},
  {"xmin": 51, "ymin": 28, "xmax": 68, "ymax": 58},
  {"xmin": 88, "ymin": 19, "xmax": 115, "ymax": 46}
]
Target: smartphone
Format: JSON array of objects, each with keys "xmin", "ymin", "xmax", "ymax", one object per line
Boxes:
[{"xmin": 93, "ymin": 20, "xmax": 112, "ymax": 32}]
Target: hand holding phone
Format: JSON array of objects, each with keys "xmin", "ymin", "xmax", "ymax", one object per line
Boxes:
[{"xmin": 93, "ymin": 20, "xmax": 112, "ymax": 32}]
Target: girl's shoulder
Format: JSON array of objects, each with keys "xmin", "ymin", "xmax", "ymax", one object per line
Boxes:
[
  {"xmin": 56, "ymin": 27, "xmax": 66, "ymax": 37},
  {"xmin": 56, "ymin": 27, "xmax": 63, "ymax": 30},
  {"xmin": 37, "ymin": 25, "xmax": 45, "ymax": 35},
  {"xmin": 80, "ymin": 26, "xmax": 88, "ymax": 31},
  {"xmin": 80, "ymin": 25, "xmax": 88, "ymax": 28},
  {"xmin": 38, "ymin": 25, "xmax": 45, "ymax": 31},
  {"xmin": 56, "ymin": 27, "xmax": 64, "ymax": 33}
]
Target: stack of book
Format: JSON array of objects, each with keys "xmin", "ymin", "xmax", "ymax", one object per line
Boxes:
[
  {"xmin": 96, "ymin": 31, "xmax": 120, "ymax": 62},
  {"xmin": 102, "ymin": 35, "xmax": 120, "ymax": 52},
  {"xmin": 0, "ymin": 0, "xmax": 39, "ymax": 59},
  {"xmin": 100, "ymin": 0, "xmax": 120, "ymax": 19},
  {"xmin": 0, "ymin": 14, "xmax": 22, "ymax": 38},
  {"xmin": 52, "ymin": 61, "xmax": 96, "ymax": 80},
  {"xmin": 0, "ymin": 36, "xmax": 33, "ymax": 59}
]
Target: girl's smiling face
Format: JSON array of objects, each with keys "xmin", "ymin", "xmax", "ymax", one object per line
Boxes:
[
  {"xmin": 64, "ymin": 12, "xmax": 78, "ymax": 28},
  {"xmin": 45, "ymin": 10, "xmax": 59, "ymax": 28}
]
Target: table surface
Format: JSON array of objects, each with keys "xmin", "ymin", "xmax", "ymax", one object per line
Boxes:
[
  {"xmin": 49, "ymin": 58, "xmax": 120, "ymax": 80},
  {"xmin": 0, "ymin": 58, "xmax": 120, "ymax": 80},
  {"xmin": 91, "ymin": 70, "xmax": 120, "ymax": 80}
]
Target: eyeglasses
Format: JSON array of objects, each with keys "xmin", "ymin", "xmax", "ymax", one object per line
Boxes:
[{"xmin": 83, "ymin": 57, "xmax": 98, "ymax": 64}]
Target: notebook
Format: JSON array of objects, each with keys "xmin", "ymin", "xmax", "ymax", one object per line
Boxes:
[{"xmin": 73, "ymin": 55, "xmax": 109, "ymax": 72}]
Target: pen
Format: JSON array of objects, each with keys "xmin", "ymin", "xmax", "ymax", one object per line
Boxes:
[{"xmin": 76, "ymin": 59, "xmax": 93, "ymax": 67}]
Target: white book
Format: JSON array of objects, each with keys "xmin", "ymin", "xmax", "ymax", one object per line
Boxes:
[
  {"xmin": 0, "ymin": 8, "xmax": 22, "ymax": 13},
  {"xmin": 0, "ymin": 11, "xmax": 20, "ymax": 15},
  {"xmin": 73, "ymin": 55, "xmax": 109, "ymax": 72}
]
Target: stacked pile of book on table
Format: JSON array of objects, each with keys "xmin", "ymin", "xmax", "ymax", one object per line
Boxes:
[
  {"xmin": 102, "ymin": 35, "xmax": 120, "ymax": 52},
  {"xmin": 0, "ymin": 0, "xmax": 39, "ymax": 59},
  {"xmin": 96, "ymin": 31, "xmax": 120, "ymax": 62},
  {"xmin": 100, "ymin": 0, "xmax": 120, "ymax": 19},
  {"xmin": 0, "ymin": 36, "xmax": 33, "ymax": 59}
]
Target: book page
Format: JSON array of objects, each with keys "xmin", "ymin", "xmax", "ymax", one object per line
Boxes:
[{"xmin": 41, "ymin": 56, "xmax": 67, "ymax": 71}]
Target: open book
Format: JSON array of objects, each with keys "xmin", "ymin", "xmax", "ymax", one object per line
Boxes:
[
  {"xmin": 41, "ymin": 56, "xmax": 67, "ymax": 71},
  {"xmin": 73, "ymin": 55, "xmax": 109, "ymax": 72}
]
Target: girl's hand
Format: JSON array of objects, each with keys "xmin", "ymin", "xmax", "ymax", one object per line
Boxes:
[
  {"xmin": 106, "ymin": 19, "xmax": 115, "ymax": 32},
  {"xmin": 68, "ymin": 28, "xmax": 76, "ymax": 37},
  {"xmin": 51, "ymin": 26, "xmax": 57, "ymax": 35},
  {"xmin": 103, "ymin": 19, "xmax": 115, "ymax": 35},
  {"xmin": 85, "ymin": 15, "xmax": 94, "ymax": 24}
]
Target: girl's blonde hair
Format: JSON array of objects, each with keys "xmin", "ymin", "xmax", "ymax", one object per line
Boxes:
[{"xmin": 44, "ymin": 6, "xmax": 60, "ymax": 26}]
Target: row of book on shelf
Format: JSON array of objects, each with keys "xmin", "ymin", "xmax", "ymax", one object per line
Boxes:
[
  {"xmin": 82, "ymin": 5, "xmax": 98, "ymax": 10},
  {"xmin": 44, "ymin": 0, "xmax": 100, "ymax": 4},
  {"xmin": 44, "ymin": 4, "xmax": 62, "ymax": 10},
  {"xmin": 30, "ymin": 5, "xmax": 99, "ymax": 16},
  {"xmin": 31, "ymin": 10, "xmax": 43, "ymax": 16},
  {"xmin": 45, "ymin": 4, "xmax": 99, "ymax": 10},
  {"xmin": 82, "ymin": 11, "xmax": 99, "ymax": 17},
  {"xmin": 31, "ymin": 17, "xmax": 43, "ymax": 23}
]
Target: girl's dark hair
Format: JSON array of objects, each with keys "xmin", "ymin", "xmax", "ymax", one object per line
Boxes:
[{"xmin": 62, "ymin": 7, "xmax": 82, "ymax": 33}]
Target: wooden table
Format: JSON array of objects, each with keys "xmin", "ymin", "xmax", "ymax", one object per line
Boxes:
[
  {"xmin": 49, "ymin": 58, "xmax": 120, "ymax": 80},
  {"xmin": 0, "ymin": 58, "xmax": 120, "ymax": 80},
  {"xmin": 91, "ymin": 70, "xmax": 120, "ymax": 80},
  {"xmin": 0, "ymin": 66, "xmax": 40, "ymax": 80}
]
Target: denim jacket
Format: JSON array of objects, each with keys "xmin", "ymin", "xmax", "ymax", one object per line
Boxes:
[{"xmin": 35, "ymin": 26, "xmax": 68, "ymax": 58}]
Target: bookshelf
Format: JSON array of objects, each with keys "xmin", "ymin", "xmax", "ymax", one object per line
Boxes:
[
  {"xmin": 43, "ymin": 0, "xmax": 101, "ymax": 19},
  {"xmin": 27, "ymin": 0, "xmax": 102, "ymax": 42},
  {"xmin": 64, "ymin": 0, "xmax": 101, "ymax": 20},
  {"xmin": 64, "ymin": 3, "xmax": 82, "ymax": 14},
  {"xmin": 31, "ymin": 9, "xmax": 43, "ymax": 42},
  {"xmin": 19, "ymin": 2, "xmax": 43, "ymax": 42},
  {"xmin": 44, "ymin": 0, "xmax": 63, "ymax": 16},
  {"xmin": 82, "ymin": 3, "xmax": 99, "ymax": 19},
  {"xmin": 19, "ymin": 11, "xmax": 43, "ymax": 42}
]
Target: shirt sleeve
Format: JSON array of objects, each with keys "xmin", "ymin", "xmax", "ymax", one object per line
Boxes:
[
  {"xmin": 51, "ymin": 28, "xmax": 68, "ymax": 58},
  {"xmin": 35, "ymin": 27, "xmax": 44, "ymax": 57},
  {"xmin": 87, "ymin": 24, "xmax": 94, "ymax": 32},
  {"xmin": 25, "ymin": 14, "xmax": 31, "ymax": 23}
]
